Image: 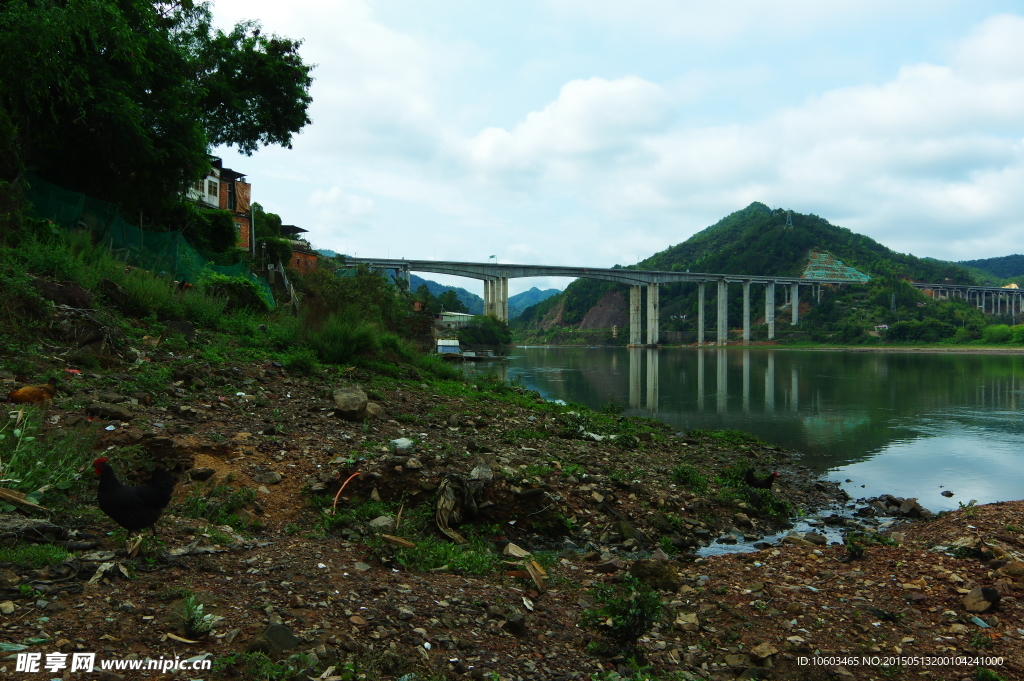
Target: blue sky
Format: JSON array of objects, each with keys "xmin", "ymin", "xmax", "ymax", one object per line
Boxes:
[{"xmin": 211, "ymin": 1, "xmax": 1024, "ymax": 295}]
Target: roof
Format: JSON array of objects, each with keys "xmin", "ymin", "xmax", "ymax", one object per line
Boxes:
[
  {"xmin": 802, "ymin": 251, "xmax": 871, "ymax": 282},
  {"xmin": 221, "ymin": 168, "xmax": 247, "ymax": 182},
  {"xmin": 280, "ymin": 225, "xmax": 308, "ymax": 236}
]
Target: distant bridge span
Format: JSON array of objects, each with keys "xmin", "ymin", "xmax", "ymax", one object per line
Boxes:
[{"xmin": 340, "ymin": 257, "xmax": 1021, "ymax": 346}]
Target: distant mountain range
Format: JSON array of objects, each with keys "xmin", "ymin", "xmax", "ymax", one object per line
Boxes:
[{"xmin": 409, "ymin": 275, "xmax": 559, "ymax": 319}]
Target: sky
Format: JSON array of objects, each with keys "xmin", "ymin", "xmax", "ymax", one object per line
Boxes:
[{"xmin": 210, "ymin": 0, "xmax": 1024, "ymax": 296}]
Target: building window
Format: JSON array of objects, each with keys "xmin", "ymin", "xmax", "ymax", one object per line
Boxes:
[
  {"xmin": 195, "ymin": 181, "xmax": 204, "ymax": 192},
  {"xmin": 207, "ymin": 180, "xmax": 218, "ymax": 197}
]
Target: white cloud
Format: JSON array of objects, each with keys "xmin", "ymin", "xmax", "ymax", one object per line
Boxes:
[{"xmin": 213, "ymin": 3, "xmax": 1024, "ymax": 275}]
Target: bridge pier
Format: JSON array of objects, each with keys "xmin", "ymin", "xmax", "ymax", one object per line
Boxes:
[
  {"xmin": 500, "ymin": 277, "xmax": 509, "ymax": 322},
  {"xmin": 697, "ymin": 282, "xmax": 705, "ymax": 346},
  {"xmin": 742, "ymin": 281, "xmax": 751, "ymax": 346},
  {"xmin": 629, "ymin": 285, "xmax": 642, "ymax": 346},
  {"xmin": 791, "ymin": 282, "xmax": 800, "ymax": 325},
  {"xmin": 717, "ymin": 279, "xmax": 728, "ymax": 346},
  {"xmin": 766, "ymin": 282, "xmax": 775, "ymax": 340},
  {"xmin": 647, "ymin": 283, "xmax": 660, "ymax": 345}
]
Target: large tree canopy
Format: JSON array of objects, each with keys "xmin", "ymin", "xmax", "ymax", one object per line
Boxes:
[{"xmin": 0, "ymin": 0, "xmax": 313, "ymax": 218}]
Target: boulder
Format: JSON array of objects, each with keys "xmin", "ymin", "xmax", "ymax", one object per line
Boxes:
[
  {"xmin": 86, "ymin": 402, "xmax": 134, "ymax": 421},
  {"xmin": 333, "ymin": 386, "xmax": 368, "ymax": 421},
  {"xmin": 629, "ymin": 559, "xmax": 682, "ymax": 591}
]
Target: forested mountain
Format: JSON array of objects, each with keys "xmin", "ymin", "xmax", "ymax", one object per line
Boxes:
[
  {"xmin": 509, "ymin": 287, "xmax": 561, "ymax": 318},
  {"xmin": 410, "ymin": 275, "xmax": 483, "ymax": 314},
  {"xmin": 515, "ymin": 203, "xmax": 976, "ymax": 342},
  {"xmin": 957, "ymin": 255, "xmax": 1024, "ymax": 280}
]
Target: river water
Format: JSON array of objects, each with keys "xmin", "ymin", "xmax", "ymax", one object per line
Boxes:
[{"xmin": 465, "ymin": 347, "xmax": 1024, "ymax": 513}]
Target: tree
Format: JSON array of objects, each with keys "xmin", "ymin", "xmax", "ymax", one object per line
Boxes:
[
  {"xmin": 0, "ymin": 0, "xmax": 313, "ymax": 219},
  {"xmin": 252, "ymin": 202, "xmax": 283, "ymax": 240},
  {"xmin": 437, "ymin": 290, "xmax": 468, "ymax": 313}
]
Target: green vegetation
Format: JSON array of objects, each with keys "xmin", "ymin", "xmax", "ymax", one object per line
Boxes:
[
  {"xmin": 178, "ymin": 482, "xmax": 257, "ymax": 531},
  {"xmin": 0, "ymin": 406, "xmax": 96, "ymax": 510},
  {"xmin": 1, "ymin": 0, "xmax": 312, "ymax": 219},
  {"xmin": 581, "ymin": 574, "xmax": 664, "ymax": 654},
  {"xmin": 458, "ymin": 315, "xmax": 513, "ymax": 346},
  {"xmin": 182, "ymin": 591, "xmax": 222, "ymax": 639},
  {"xmin": 213, "ymin": 652, "xmax": 317, "ymax": 681},
  {"xmin": 670, "ymin": 464, "xmax": 708, "ymax": 494},
  {"xmin": 0, "ymin": 543, "xmax": 71, "ymax": 568}
]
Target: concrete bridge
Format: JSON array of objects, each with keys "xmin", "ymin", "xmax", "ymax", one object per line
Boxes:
[
  {"xmin": 911, "ymin": 283, "xmax": 1024, "ymax": 319},
  {"xmin": 341, "ymin": 257, "xmax": 873, "ymax": 346}
]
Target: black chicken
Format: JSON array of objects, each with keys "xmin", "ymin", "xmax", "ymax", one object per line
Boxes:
[
  {"xmin": 93, "ymin": 458, "xmax": 176, "ymax": 533},
  {"xmin": 745, "ymin": 469, "xmax": 779, "ymax": 489}
]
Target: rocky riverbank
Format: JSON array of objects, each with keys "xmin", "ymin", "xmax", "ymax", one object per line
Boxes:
[{"xmin": 0, "ymin": 351, "xmax": 1021, "ymax": 681}]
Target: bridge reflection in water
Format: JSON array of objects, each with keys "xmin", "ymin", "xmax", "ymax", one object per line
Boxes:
[{"xmin": 628, "ymin": 348, "xmax": 793, "ymax": 417}]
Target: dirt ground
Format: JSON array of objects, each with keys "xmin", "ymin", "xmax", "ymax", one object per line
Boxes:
[{"xmin": 1, "ymin": 352, "xmax": 1021, "ymax": 681}]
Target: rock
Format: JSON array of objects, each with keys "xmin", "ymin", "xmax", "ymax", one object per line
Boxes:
[
  {"xmin": 333, "ymin": 386, "xmax": 369, "ymax": 421},
  {"xmin": 502, "ymin": 611, "xmax": 527, "ymax": 636},
  {"xmin": 898, "ymin": 498, "xmax": 931, "ymax": 518},
  {"xmin": 252, "ymin": 471, "xmax": 284, "ymax": 485},
  {"xmin": 447, "ymin": 414, "xmax": 461, "ymax": 427},
  {"xmin": 593, "ymin": 558, "xmax": 625, "ymax": 573},
  {"xmin": 397, "ymin": 607, "xmax": 415, "ymax": 620},
  {"xmin": 673, "ymin": 611, "xmax": 699, "ymax": 632},
  {"xmin": 165, "ymin": 320, "xmax": 196, "ymax": 340},
  {"xmin": 98, "ymin": 392, "xmax": 128, "ymax": 403},
  {"xmin": 364, "ymin": 402, "xmax": 386, "ymax": 419},
  {"xmin": 97, "ymin": 672, "xmax": 126, "ymax": 681},
  {"xmin": 368, "ymin": 515, "xmax": 395, "ymax": 530},
  {"xmin": 803, "ymin": 532, "xmax": 828, "ymax": 545},
  {"xmin": 941, "ymin": 490, "xmax": 954, "ymax": 497},
  {"xmin": 131, "ymin": 391, "xmax": 153, "ymax": 406},
  {"xmin": 390, "ymin": 438, "xmax": 416, "ymax": 454},
  {"xmin": 650, "ymin": 547, "xmax": 671, "ymax": 562},
  {"xmin": 189, "ymin": 468, "xmax": 216, "ymax": 481},
  {"xmin": 353, "ymin": 562, "xmax": 372, "ymax": 572},
  {"xmin": 629, "ymin": 560, "xmax": 682, "ymax": 591},
  {"xmin": 403, "ymin": 457, "xmax": 424, "ymax": 470},
  {"xmin": 733, "ymin": 512, "xmax": 753, "ymax": 528},
  {"xmin": 0, "ymin": 601, "xmax": 15, "ymax": 615},
  {"xmin": 246, "ymin": 623, "xmax": 300, "ymax": 656},
  {"xmin": 118, "ymin": 601, "xmax": 137, "ymax": 613},
  {"xmin": 963, "ymin": 586, "xmax": 1001, "ymax": 613},
  {"xmin": 750, "ymin": 642, "xmax": 778, "ymax": 659},
  {"xmin": 724, "ymin": 653, "xmax": 750, "ymax": 667},
  {"xmin": 86, "ymin": 402, "xmax": 134, "ymax": 421}
]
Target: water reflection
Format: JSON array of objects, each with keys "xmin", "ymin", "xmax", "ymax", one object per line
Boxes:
[{"xmin": 465, "ymin": 347, "xmax": 1024, "ymax": 509}]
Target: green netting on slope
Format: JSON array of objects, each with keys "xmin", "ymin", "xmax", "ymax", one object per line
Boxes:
[{"xmin": 24, "ymin": 175, "xmax": 274, "ymax": 308}]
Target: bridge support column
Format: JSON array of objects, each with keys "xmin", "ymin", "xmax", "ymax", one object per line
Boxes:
[
  {"xmin": 646, "ymin": 283, "xmax": 659, "ymax": 345},
  {"xmin": 629, "ymin": 285, "xmax": 642, "ymax": 346},
  {"xmin": 717, "ymin": 279, "xmax": 728, "ymax": 346},
  {"xmin": 791, "ymin": 282, "xmax": 800, "ymax": 325},
  {"xmin": 766, "ymin": 282, "xmax": 775, "ymax": 340},
  {"xmin": 483, "ymin": 280, "xmax": 493, "ymax": 316},
  {"xmin": 742, "ymin": 280, "xmax": 751, "ymax": 346},
  {"xmin": 500, "ymin": 277, "xmax": 509, "ymax": 322},
  {"xmin": 697, "ymin": 282, "xmax": 705, "ymax": 346}
]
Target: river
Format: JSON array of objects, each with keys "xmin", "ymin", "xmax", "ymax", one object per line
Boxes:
[{"xmin": 464, "ymin": 347, "xmax": 1024, "ymax": 513}]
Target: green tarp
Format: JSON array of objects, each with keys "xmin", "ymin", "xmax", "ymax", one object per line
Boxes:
[{"xmin": 25, "ymin": 176, "xmax": 274, "ymax": 308}]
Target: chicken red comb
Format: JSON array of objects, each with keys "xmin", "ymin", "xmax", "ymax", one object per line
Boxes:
[{"xmin": 93, "ymin": 457, "xmax": 109, "ymax": 466}]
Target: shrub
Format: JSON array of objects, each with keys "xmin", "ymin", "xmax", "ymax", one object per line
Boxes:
[
  {"xmin": 305, "ymin": 314, "xmax": 380, "ymax": 364},
  {"xmin": 982, "ymin": 324, "xmax": 1012, "ymax": 344},
  {"xmin": 581, "ymin": 574, "xmax": 664, "ymax": 653},
  {"xmin": 1010, "ymin": 325, "xmax": 1024, "ymax": 344},
  {"xmin": 199, "ymin": 273, "xmax": 269, "ymax": 313},
  {"xmin": 458, "ymin": 315, "xmax": 512, "ymax": 346}
]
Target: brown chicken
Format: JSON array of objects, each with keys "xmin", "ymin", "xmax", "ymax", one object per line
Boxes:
[{"xmin": 6, "ymin": 378, "xmax": 58, "ymax": 406}]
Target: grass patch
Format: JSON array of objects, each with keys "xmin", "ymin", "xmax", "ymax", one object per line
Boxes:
[
  {"xmin": 670, "ymin": 464, "xmax": 708, "ymax": 494},
  {"xmin": 0, "ymin": 406, "xmax": 96, "ymax": 509},
  {"xmin": 0, "ymin": 543, "xmax": 71, "ymax": 568}
]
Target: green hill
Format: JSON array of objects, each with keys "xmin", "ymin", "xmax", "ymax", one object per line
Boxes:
[
  {"xmin": 956, "ymin": 254, "xmax": 1024, "ymax": 281},
  {"xmin": 514, "ymin": 203, "xmax": 983, "ymax": 344}
]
